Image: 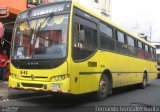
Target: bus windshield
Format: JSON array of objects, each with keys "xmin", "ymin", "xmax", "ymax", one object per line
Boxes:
[{"xmin": 12, "ymin": 14, "xmax": 69, "ymax": 60}]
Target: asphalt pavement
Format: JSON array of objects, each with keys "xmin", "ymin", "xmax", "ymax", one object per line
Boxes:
[{"xmin": 0, "ymin": 79, "xmax": 160, "ymax": 112}]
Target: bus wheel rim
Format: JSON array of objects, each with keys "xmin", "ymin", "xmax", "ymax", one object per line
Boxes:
[{"xmin": 99, "ymin": 80, "xmax": 107, "ymax": 96}]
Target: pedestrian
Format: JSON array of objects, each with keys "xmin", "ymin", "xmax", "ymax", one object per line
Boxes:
[{"xmin": 0, "ymin": 50, "xmax": 9, "ymax": 83}]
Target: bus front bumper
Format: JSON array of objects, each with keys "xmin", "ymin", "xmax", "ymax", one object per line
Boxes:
[{"xmin": 8, "ymin": 76, "xmax": 71, "ymax": 93}]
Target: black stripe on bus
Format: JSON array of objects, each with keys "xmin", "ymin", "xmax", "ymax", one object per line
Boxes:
[
  {"xmin": 79, "ymin": 72, "xmax": 157, "ymax": 75},
  {"xmin": 112, "ymin": 72, "xmax": 157, "ymax": 74}
]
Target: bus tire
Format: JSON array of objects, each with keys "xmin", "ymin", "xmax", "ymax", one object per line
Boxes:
[
  {"xmin": 95, "ymin": 74, "xmax": 109, "ymax": 101},
  {"xmin": 140, "ymin": 73, "xmax": 147, "ymax": 89},
  {"xmin": 157, "ymin": 73, "xmax": 160, "ymax": 79}
]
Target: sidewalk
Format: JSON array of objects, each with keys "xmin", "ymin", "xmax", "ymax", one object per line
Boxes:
[{"xmin": 0, "ymin": 82, "xmax": 8, "ymax": 100}]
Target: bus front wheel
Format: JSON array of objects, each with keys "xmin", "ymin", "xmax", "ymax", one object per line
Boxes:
[{"xmin": 95, "ymin": 74, "xmax": 110, "ymax": 100}]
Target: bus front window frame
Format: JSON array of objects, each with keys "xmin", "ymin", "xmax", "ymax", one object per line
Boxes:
[{"xmin": 12, "ymin": 14, "xmax": 69, "ymax": 61}]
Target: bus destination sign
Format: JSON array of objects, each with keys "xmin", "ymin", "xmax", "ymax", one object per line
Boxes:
[{"xmin": 30, "ymin": 3, "xmax": 70, "ymax": 17}]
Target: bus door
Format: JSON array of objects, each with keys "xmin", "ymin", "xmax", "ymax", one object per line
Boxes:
[{"xmin": 71, "ymin": 15, "xmax": 98, "ymax": 93}]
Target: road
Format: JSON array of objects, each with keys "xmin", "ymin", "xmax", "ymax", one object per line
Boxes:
[{"xmin": 0, "ymin": 79, "xmax": 160, "ymax": 112}]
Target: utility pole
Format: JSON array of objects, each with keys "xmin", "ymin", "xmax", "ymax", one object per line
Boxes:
[{"xmin": 149, "ymin": 23, "xmax": 152, "ymax": 41}]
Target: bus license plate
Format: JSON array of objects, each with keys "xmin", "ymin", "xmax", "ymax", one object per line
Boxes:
[{"xmin": 51, "ymin": 84, "xmax": 61, "ymax": 90}]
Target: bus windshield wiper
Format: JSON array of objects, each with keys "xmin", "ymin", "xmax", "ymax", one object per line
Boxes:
[
  {"xmin": 31, "ymin": 14, "xmax": 53, "ymax": 44},
  {"xmin": 33, "ymin": 13, "xmax": 54, "ymax": 41},
  {"xmin": 24, "ymin": 18, "xmax": 31, "ymax": 29},
  {"xmin": 38, "ymin": 13, "xmax": 54, "ymax": 31}
]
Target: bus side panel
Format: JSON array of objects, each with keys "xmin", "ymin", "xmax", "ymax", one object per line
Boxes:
[
  {"xmin": 129, "ymin": 58, "xmax": 144, "ymax": 85},
  {"xmin": 148, "ymin": 61, "xmax": 157, "ymax": 80},
  {"xmin": 98, "ymin": 51, "xmax": 118, "ymax": 88},
  {"xmin": 111, "ymin": 53, "xmax": 130, "ymax": 87}
]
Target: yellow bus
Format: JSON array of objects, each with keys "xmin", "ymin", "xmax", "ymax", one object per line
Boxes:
[{"xmin": 9, "ymin": 1, "xmax": 157, "ymax": 100}]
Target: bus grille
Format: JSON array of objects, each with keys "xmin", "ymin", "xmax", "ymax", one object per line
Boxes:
[
  {"xmin": 21, "ymin": 76, "xmax": 48, "ymax": 81},
  {"xmin": 21, "ymin": 83, "xmax": 43, "ymax": 88}
]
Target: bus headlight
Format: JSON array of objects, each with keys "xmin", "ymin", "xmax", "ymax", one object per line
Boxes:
[
  {"xmin": 61, "ymin": 75, "xmax": 66, "ymax": 80},
  {"xmin": 52, "ymin": 74, "xmax": 70, "ymax": 82},
  {"xmin": 54, "ymin": 76, "xmax": 59, "ymax": 81}
]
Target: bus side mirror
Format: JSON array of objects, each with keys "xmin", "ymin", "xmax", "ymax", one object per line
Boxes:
[{"xmin": 78, "ymin": 30, "xmax": 85, "ymax": 42}]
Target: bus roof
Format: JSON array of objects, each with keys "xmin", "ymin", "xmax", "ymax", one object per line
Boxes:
[{"xmin": 72, "ymin": 1, "xmax": 155, "ymax": 48}]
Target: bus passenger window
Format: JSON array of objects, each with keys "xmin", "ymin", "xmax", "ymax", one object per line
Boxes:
[
  {"xmin": 117, "ymin": 31, "xmax": 125, "ymax": 43},
  {"xmin": 100, "ymin": 22, "xmax": 115, "ymax": 51},
  {"xmin": 138, "ymin": 41, "xmax": 142, "ymax": 49},
  {"xmin": 116, "ymin": 30, "xmax": 128, "ymax": 54}
]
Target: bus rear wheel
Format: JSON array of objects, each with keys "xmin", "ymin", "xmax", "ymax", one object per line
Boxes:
[
  {"xmin": 140, "ymin": 73, "xmax": 147, "ymax": 89},
  {"xmin": 95, "ymin": 74, "xmax": 109, "ymax": 100}
]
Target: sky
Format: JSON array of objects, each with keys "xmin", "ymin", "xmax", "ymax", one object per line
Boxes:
[{"xmin": 111, "ymin": 0, "xmax": 160, "ymax": 42}]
